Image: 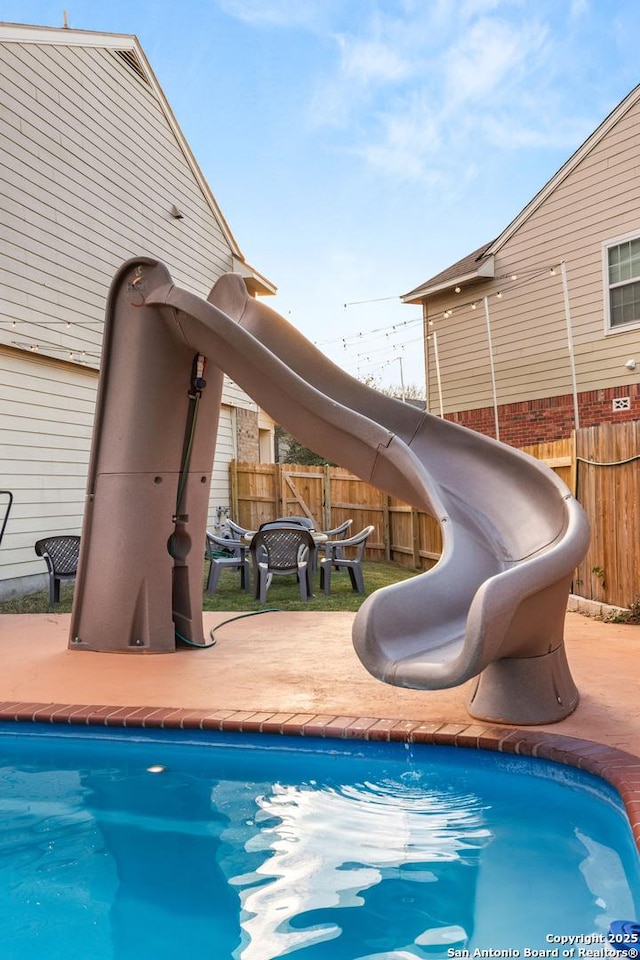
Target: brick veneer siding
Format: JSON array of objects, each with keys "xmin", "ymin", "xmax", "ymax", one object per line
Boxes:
[
  {"xmin": 235, "ymin": 407, "xmax": 260, "ymax": 461},
  {"xmin": 446, "ymin": 383, "xmax": 640, "ymax": 444}
]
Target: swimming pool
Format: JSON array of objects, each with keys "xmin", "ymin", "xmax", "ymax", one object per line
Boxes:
[{"xmin": 0, "ymin": 723, "xmax": 638, "ymax": 960}]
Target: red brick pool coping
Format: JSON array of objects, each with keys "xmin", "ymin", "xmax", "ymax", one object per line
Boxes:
[{"xmin": 2, "ymin": 700, "xmax": 639, "ymax": 853}]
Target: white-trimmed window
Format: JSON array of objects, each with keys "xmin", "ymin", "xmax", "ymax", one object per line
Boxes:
[{"xmin": 605, "ymin": 234, "xmax": 640, "ymax": 330}]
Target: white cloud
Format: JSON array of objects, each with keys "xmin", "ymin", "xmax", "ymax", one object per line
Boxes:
[
  {"xmin": 310, "ymin": 4, "xmax": 597, "ymax": 187},
  {"xmin": 337, "ymin": 35, "xmax": 412, "ymax": 85},
  {"xmin": 442, "ymin": 17, "xmax": 550, "ymax": 106},
  {"xmin": 215, "ymin": 0, "xmax": 330, "ymax": 30},
  {"xmin": 309, "ymin": 15, "xmax": 418, "ymax": 128},
  {"xmin": 352, "ymin": 91, "xmax": 444, "ymax": 183},
  {"xmin": 569, "ymin": 0, "xmax": 590, "ymax": 18},
  {"xmin": 218, "ymin": 0, "xmax": 606, "ymax": 190},
  {"xmin": 479, "ymin": 105, "xmax": 593, "ymax": 151}
]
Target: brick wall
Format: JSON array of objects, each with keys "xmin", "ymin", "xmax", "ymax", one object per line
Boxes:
[
  {"xmin": 235, "ymin": 407, "xmax": 259, "ymax": 461},
  {"xmin": 447, "ymin": 382, "xmax": 640, "ymax": 444}
]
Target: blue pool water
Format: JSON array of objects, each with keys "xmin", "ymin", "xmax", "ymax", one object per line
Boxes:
[{"xmin": 0, "ymin": 724, "xmax": 638, "ymax": 960}]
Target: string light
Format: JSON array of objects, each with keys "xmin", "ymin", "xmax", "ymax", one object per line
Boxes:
[
  {"xmin": 3, "ymin": 318, "xmax": 101, "ymax": 326},
  {"xmin": 432, "ymin": 261, "xmax": 564, "ymax": 327},
  {"xmin": 353, "ymin": 336, "xmax": 421, "ymax": 363},
  {"xmin": 340, "ymin": 323, "xmax": 425, "ymax": 382},
  {"xmin": 4, "ymin": 310, "xmax": 102, "ymax": 366},
  {"xmin": 11, "ymin": 340, "xmax": 100, "ymax": 361},
  {"xmin": 362, "ymin": 348, "xmax": 418, "ymax": 378},
  {"xmin": 316, "ymin": 315, "xmax": 422, "ymax": 348},
  {"xmin": 494, "ymin": 264, "xmax": 558, "ymax": 282}
]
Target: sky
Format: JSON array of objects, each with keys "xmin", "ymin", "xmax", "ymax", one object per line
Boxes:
[{"xmin": 3, "ymin": 0, "xmax": 640, "ymax": 391}]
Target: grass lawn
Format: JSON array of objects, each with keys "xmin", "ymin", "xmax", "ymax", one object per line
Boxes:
[{"xmin": 0, "ymin": 561, "xmax": 421, "ymax": 616}]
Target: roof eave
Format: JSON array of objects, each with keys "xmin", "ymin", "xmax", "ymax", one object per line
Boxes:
[
  {"xmin": 0, "ymin": 21, "xmax": 137, "ymax": 47},
  {"xmin": 232, "ymin": 256, "xmax": 277, "ymax": 296},
  {"xmin": 401, "ymin": 256, "xmax": 495, "ymax": 304}
]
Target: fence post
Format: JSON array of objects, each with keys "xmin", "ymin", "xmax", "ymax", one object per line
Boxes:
[
  {"xmin": 411, "ymin": 508, "xmax": 421, "ymax": 568},
  {"xmin": 383, "ymin": 495, "xmax": 391, "ymax": 561},
  {"xmin": 275, "ymin": 464, "xmax": 283, "ymax": 517},
  {"xmin": 323, "ymin": 464, "xmax": 332, "ymax": 530},
  {"xmin": 230, "ymin": 459, "xmax": 239, "ymax": 519},
  {"xmin": 569, "ymin": 430, "xmax": 577, "ymax": 496}
]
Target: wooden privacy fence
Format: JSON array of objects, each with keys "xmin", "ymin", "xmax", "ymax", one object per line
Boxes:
[
  {"xmin": 229, "ymin": 461, "xmax": 442, "ymax": 569},
  {"xmin": 572, "ymin": 421, "xmax": 640, "ymax": 608},
  {"xmin": 230, "ymin": 421, "xmax": 640, "ymax": 606}
]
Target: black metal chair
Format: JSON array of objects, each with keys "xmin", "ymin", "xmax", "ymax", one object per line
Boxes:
[
  {"xmin": 249, "ymin": 524, "xmax": 316, "ymax": 603},
  {"xmin": 205, "ymin": 532, "xmax": 251, "ymax": 594},
  {"xmin": 319, "ymin": 525, "xmax": 375, "ymax": 595},
  {"xmin": 34, "ymin": 535, "xmax": 81, "ymax": 610}
]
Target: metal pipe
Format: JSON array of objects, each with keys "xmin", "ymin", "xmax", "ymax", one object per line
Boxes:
[
  {"xmin": 483, "ymin": 296, "xmax": 500, "ymax": 441},
  {"xmin": 561, "ymin": 260, "xmax": 580, "ymax": 430}
]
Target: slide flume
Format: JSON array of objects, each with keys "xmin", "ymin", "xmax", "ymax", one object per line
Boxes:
[{"xmin": 70, "ymin": 260, "xmax": 590, "ymax": 725}]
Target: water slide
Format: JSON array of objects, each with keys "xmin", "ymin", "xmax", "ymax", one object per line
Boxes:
[{"xmin": 70, "ymin": 259, "xmax": 590, "ymax": 725}]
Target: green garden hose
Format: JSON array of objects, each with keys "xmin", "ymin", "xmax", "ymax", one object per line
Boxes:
[{"xmin": 175, "ymin": 608, "xmax": 282, "ymax": 648}]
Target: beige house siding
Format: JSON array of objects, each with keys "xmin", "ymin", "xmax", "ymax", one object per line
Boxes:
[
  {"xmin": 207, "ymin": 405, "xmax": 236, "ymax": 528},
  {"xmin": 221, "ymin": 377, "xmax": 260, "ymax": 411},
  {"xmin": 420, "ymin": 91, "xmax": 640, "ymax": 419},
  {"xmin": 0, "ymin": 351, "xmax": 243, "ymax": 594},
  {"xmin": 0, "ymin": 25, "xmax": 275, "ymax": 597},
  {"xmin": 0, "ymin": 36, "xmax": 235, "ymax": 365},
  {"xmin": 0, "ymin": 348, "xmax": 95, "ymax": 591}
]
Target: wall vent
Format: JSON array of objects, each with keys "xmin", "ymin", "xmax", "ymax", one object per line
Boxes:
[
  {"xmin": 612, "ymin": 397, "xmax": 631, "ymax": 411},
  {"xmin": 113, "ymin": 49, "xmax": 149, "ymax": 85}
]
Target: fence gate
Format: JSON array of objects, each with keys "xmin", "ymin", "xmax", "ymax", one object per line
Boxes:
[{"xmin": 279, "ymin": 466, "xmax": 327, "ymax": 527}]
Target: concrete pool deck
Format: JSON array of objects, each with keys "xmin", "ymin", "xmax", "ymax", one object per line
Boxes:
[{"xmin": 1, "ymin": 609, "xmax": 640, "ymax": 848}]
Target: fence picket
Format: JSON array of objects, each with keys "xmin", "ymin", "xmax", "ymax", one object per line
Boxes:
[{"xmin": 230, "ymin": 421, "xmax": 639, "ymax": 606}]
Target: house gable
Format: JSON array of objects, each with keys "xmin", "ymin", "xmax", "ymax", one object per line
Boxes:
[
  {"xmin": 401, "ymin": 82, "xmax": 640, "ymax": 439},
  {"xmin": 0, "ymin": 20, "xmax": 275, "ymax": 294},
  {"xmin": 0, "ymin": 22, "xmax": 274, "ymax": 370},
  {"xmin": 0, "ymin": 22, "xmax": 275, "ymax": 592}
]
